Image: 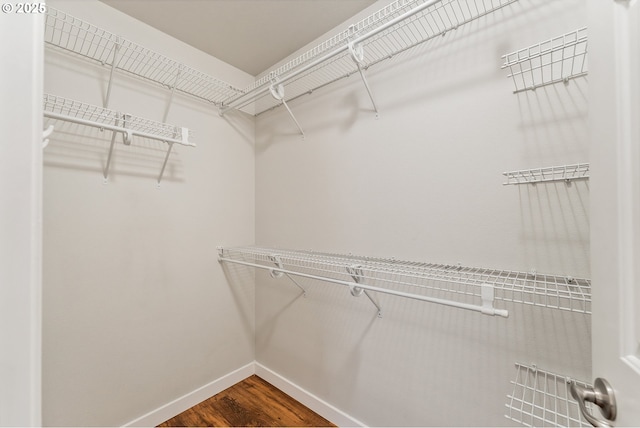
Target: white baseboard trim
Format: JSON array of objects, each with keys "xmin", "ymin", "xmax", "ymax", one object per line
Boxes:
[
  {"xmin": 255, "ymin": 362, "xmax": 366, "ymax": 428},
  {"xmin": 123, "ymin": 362, "xmax": 255, "ymax": 427},
  {"xmin": 123, "ymin": 361, "xmax": 363, "ymax": 428}
]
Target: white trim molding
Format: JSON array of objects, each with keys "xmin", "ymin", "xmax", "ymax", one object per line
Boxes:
[
  {"xmin": 123, "ymin": 363, "xmax": 255, "ymax": 427},
  {"xmin": 122, "ymin": 361, "xmax": 364, "ymax": 428},
  {"xmin": 254, "ymin": 363, "xmax": 366, "ymax": 428}
]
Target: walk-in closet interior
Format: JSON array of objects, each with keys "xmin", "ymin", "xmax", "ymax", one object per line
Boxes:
[{"xmin": 11, "ymin": 0, "xmax": 631, "ymax": 425}]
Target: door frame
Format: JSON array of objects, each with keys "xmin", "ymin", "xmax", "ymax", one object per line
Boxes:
[{"xmin": 0, "ymin": 12, "xmax": 44, "ymax": 426}]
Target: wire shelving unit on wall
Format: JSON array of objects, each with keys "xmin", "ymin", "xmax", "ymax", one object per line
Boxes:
[
  {"xmin": 43, "ymin": 93, "xmax": 194, "ymax": 185},
  {"xmin": 219, "ymin": 0, "xmax": 519, "ymax": 132},
  {"xmin": 502, "ymin": 27, "xmax": 588, "ymax": 94},
  {"xmin": 218, "ymin": 246, "xmax": 592, "ymax": 318},
  {"xmin": 503, "ymin": 163, "xmax": 590, "ymax": 185},
  {"xmin": 44, "ymin": 7, "xmax": 244, "ymax": 112},
  {"xmin": 506, "ymin": 362, "xmax": 594, "ymax": 428}
]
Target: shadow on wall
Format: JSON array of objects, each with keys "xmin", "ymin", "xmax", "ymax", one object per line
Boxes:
[
  {"xmin": 238, "ymin": 259, "xmax": 591, "ymax": 425},
  {"xmin": 219, "ymin": 262, "xmax": 256, "ymax": 345},
  {"xmin": 515, "ymin": 78, "xmax": 588, "ymax": 160},
  {"xmin": 43, "ymin": 125, "xmax": 186, "ymax": 185},
  {"xmin": 220, "ymin": 109, "xmax": 256, "ymax": 148},
  {"xmin": 253, "ymin": 0, "xmax": 586, "ymax": 147},
  {"xmin": 516, "ymin": 179, "xmax": 590, "ymax": 278}
]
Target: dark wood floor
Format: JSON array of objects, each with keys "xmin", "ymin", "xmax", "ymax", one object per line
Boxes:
[{"xmin": 158, "ymin": 375, "xmax": 336, "ymax": 427}]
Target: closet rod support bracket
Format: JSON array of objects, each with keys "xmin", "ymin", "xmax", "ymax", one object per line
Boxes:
[
  {"xmin": 346, "ymin": 264, "xmax": 382, "ymax": 317},
  {"xmin": 269, "ymin": 254, "xmax": 307, "ymax": 296},
  {"xmin": 348, "ymin": 41, "xmax": 379, "ymax": 117},
  {"xmin": 481, "ymin": 283, "xmax": 508, "ymax": 317},
  {"xmin": 269, "ymin": 78, "xmax": 305, "ymax": 139},
  {"xmin": 42, "ymin": 124, "xmax": 54, "ymax": 149}
]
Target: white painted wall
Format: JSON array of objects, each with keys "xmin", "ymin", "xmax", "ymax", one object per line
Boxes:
[
  {"xmin": 254, "ymin": 0, "xmax": 590, "ymax": 425},
  {"xmin": 42, "ymin": 1, "xmax": 255, "ymax": 425},
  {"xmin": 0, "ymin": 11, "xmax": 43, "ymax": 427}
]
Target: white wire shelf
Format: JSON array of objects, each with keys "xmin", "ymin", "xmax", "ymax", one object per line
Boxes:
[
  {"xmin": 43, "ymin": 94, "xmax": 193, "ymax": 146},
  {"xmin": 503, "ymin": 163, "xmax": 590, "ymax": 185},
  {"xmin": 506, "ymin": 363, "xmax": 594, "ymax": 427},
  {"xmin": 502, "ymin": 27, "xmax": 588, "ymax": 94},
  {"xmin": 218, "ymin": 246, "xmax": 591, "ymax": 317},
  {"xmin": 44, "ymin": 7, "xmax": 243, "ymax": 108},
  {"xmin": 43, "ymin": 93, "xmax": 194, "ymax": 184},
  {"xmin": 221, "ymin": 0, "xmax": 518, "ymax": 117}
]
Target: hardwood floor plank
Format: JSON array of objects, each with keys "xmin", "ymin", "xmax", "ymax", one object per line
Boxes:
[{"xmin": 158, "ymin": 375, "xmax": 336, "ymax": 427}]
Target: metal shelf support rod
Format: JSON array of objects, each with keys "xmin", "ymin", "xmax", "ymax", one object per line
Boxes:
[
  {"xmin": 218, "ymin": 256, "xmax": 509, "ymax": 318},
  {"xmin": 269, "ymin": 80, "xmax": 305, "ymax": 138},
  {"xmin": 349, "ymin": 40, "xmax": 379, "ymax": 117},
  {"xmin": 103, "ymin": 115, "xmax": 120, "ymax": 183},
  {"xmin": 157, "ymin": 143, "xmax": 174, "ymax": 186},
  {"xmin": 356, "ymin": 63, "xmax": 379, "ymax": 117},
  {"xmin": 220, "ymin": 0, "xmax": 442, "ymax": 112},
  {"xmin": 281, "ymin": 99, "xmax": 305, "ymax": 138},
  {"xmin": 284, "ymin": 273, "xmax": 307, "ymax": 297},
  {"xmin": 104, "ymin": 38, "xmax": 122, "ymax": 109},
  {"xmin": 43, "ymin": 111, "xmax": 195, "ymax": 147},
  {"xmin": 163, "ymin": 67, "xmax": 184, "ymax": 123}
]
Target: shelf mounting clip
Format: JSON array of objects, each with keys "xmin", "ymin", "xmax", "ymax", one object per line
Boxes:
[
  {"xmin": 268, "ymin": 254, "xmax": 306, "ymax": 297},
  {"xmin": 348, "ymin": 25, "xmax": 379, "ymax": 118},
  {"xmin": 346, "ymin": 264, "xmax": 382, "ymax": 317},
  {"xmin": 269, "ymin": 75, "xmax": 305, "ymax": 139},
  {"xmin": 42, "ymin": 125, "xmax": 54, "ymax": 149}
]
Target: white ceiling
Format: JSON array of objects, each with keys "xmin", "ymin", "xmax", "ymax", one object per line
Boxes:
[{"xmin": 100, "ymin": 0, "xmax": 377, "ymax": 76}]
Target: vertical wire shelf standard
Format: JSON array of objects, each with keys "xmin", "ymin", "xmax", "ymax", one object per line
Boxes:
[
  {"xmin": 503, "ymin": 163, "xmax": 590, "ymax": 185},
  {"xmin": 43, "ymin": 93, "xmax": 194, "ymax": 184},
  {"xmin": 502, "ymin": 27, "xmax": 588, "ymax": 94},
  {"xmin": 506, "ymin": 363, "xmax": 594, "ymax": 427},
  {"xmin": 221, "ymin": 0, "xmax": 519, "ymax": 116},
  {"xmin": 218, "ymin": 247, "xmax": 592, "ymax": 317},
  {"xmin": 44, "ymin": 7, "xmax": 243, "ymax": 107}
]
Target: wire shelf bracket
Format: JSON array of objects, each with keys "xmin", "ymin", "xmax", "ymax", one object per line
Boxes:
[
  {"xmin": 42, "ymin": 125, "xmax": 55, "ymax": 149},
  {"xmin": 346, "ymin": 264, "xmax": 383, "ymax": 317},
  {"xmin": 44, "ymin": 7, "xmax": 243, "ymax": 115},
  {"xmin": 43, "ymin": 93, "xmax": 194, "ymax": 185},
  {"xmin": 267, "ymin": 253, "xmax": 307, "ymax": 297},
  {"xmin": 502, "ymin": 28, "xmax": 588, "ymax": 94},
  {"xmin": 269, "ymin": 77, "xmax": 305, "ymax": 139},
  {"xmin": 347, "ymin": 24, "xmax": 379, "ymax": 118},
  {"xmin": 503, "ymin": 163, "xmax": 590, "ymax": 186},
  {"xmin": 220, "ymin": 0, "xmax": 518, "ymax": 119},
  {"xmin": 506, "ymin": 362, "xmax": 595, "ymax": 427}
]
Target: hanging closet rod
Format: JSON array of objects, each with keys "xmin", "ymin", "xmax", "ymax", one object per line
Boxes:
[
  {"xmin": 221, "ymin": 0, "xmax": 517, "ymax": 115},
  {"xmin": 44, "ymin": 7, "xmax": 243, "ymax": 107}
]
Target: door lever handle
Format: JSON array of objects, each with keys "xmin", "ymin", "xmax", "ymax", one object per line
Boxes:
[{"xmin": 569, "ymin": 378, "xmax": 617, "ymax": 427}]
